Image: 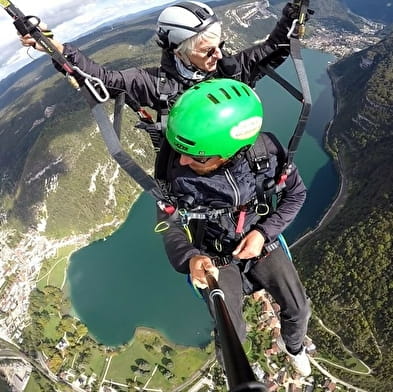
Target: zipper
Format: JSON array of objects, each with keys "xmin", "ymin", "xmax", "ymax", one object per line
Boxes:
[
  {"xmin": 224, "ymin": 169, "xmax": 240, "ymax": 206},
  {"xmin": 224, "ymin": 169, "xmax": 245, "ymax": 238}
]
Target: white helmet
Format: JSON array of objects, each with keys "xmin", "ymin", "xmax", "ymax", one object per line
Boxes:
[{"xmin": 156, "ymin": 1, "xmax": 218, "ymax": 50}]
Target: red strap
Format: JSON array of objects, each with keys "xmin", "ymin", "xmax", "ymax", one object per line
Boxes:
[
  {"xmin": 235, "ymin": 208, "xmax": 246, "ymax": 234},
  {"xmin": 164, "ymin": 205, "xmax": 176, "ymax": 215},
  {"xmin": 137, "ymin": 108, "xmax": 153, "ymax": 122},
  {"xmin": 278, "ymin": 173, "xmax": 288, "ymax": 185}
]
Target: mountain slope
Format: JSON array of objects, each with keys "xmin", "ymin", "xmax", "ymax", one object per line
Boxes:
[{"xmin": 293, "ymin": 33, "xmax": 393, "ymax": 391}]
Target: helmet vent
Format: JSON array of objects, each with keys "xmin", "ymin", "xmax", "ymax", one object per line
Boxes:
[
  {"xmin": 195, "ymin": 8, "xmax": 210, "ymax": 20},
  {"xmin": 177, "ymin": 135, "xmax": 196, "ymax": 146},
  {"xmin": 241, "ymin": 86, "xmax": 250, "ymax": 96},
  {"xmin": 231, "ymin": 86, "xmax": 241, "ymax": 97},
  {"xmin": 207, "ymin": 93, "xmax": 220, "ymax": 104},
  {"xmin": 219, "ymin": 88, "xmax": 231, "ymax": 100}
]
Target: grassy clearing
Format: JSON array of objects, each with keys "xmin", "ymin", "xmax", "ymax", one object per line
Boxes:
[
  {"xmin": 87, "ymin": 347, "xmax": 107, "ymax": 376},
  {"xmin": 24, "ymin": 375, "xmax": 42, "ymax": 392},
  {"xmin": 37, "ymin": 245, "xmax": 78, "ymax": 290},
  {"xmin": 106, "ymin": 328, "xmax": 212, "ymax": 390},
  {"xmin": 43, "ymin": 313, "xmax": 62, "ymax": 341}
]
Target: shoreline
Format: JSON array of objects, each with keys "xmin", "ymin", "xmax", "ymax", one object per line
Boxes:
[
  {"xmin": 131, "ymin": 326, "xmax": 212, "ymax": 350},
  {"xmin": 291, "ymin": 66, "xmax": 346, "ymax": 249}
]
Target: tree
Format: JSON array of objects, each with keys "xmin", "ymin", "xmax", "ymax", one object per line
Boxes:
[{"xmin": 161, "ymin": 345, "xmax": 174, "ymax": 357}]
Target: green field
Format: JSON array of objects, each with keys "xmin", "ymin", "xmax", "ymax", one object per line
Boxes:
[{"xmin": 105, "ymin": 328, "xmax": 213, "ymax": 390}]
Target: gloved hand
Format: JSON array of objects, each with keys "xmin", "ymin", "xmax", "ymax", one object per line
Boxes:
[
  {"xmin": 270, "ymin": 1, "xmax": 313, "ymax": 44},
  {"xmin": 282, "ymin": 2, "xmax": 313, "ymax": 22}
]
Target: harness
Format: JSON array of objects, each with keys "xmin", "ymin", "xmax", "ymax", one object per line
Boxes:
[
  {"xmin": 155, "ymin": 132, "xmax": 287, "ymax": 260},
  {"xmin": 135, "ymin": 69, "xmax": 180, "ymax": 152}
]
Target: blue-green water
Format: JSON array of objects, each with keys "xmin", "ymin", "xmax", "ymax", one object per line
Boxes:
[
  {"xmin": 68, "ymin": 193, "xmax": 213, "ymax": 347},
  {"xmin": 257, "ymin": 49, "xmax": 337, "ymax": 242},
  {"xmin": 68, "ymin": 49, "xmax": 337, "ymax": 347},
  {"xmin": 343, "ymin": 1, "xmax": 393, "ymax": 23}
]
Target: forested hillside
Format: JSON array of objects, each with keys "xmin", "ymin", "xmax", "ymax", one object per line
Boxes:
[{"xmin": 293, "ymin": 33, "xmax": 393, "ymax": 391}]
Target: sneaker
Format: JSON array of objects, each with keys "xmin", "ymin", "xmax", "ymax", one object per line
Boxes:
[{"xmin": 276, "ymin": 336, "xmax": 311, "ymax": 377}]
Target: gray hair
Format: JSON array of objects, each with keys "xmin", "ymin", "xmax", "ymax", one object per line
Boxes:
[{"xmin": 174, "ymin": 21, "xmax": 222, "ymax": 64}]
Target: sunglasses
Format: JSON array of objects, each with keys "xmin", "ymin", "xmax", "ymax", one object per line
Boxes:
[
  {"xmin": 187, "ymin": 155, "xmax": 218, "ymax": 164},
  {"xmin": 193, "ymin": 41, "xmax": 224, "ymax": 58}
]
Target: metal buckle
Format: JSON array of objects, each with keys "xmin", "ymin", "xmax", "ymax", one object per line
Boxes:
[{"xmin": 211, "ymin": 256, "xmax": 232, "ymax": 267}]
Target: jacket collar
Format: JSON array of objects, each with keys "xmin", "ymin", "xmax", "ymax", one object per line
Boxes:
[{"xmin": 160, "ymin": 49, "xmax": 217, "ymax": 85}]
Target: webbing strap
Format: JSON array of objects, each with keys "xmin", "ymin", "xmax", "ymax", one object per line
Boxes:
[
  {"xmin": 90, "ymin": 105, "xmax": 165, "ymax": 201},
  {"xmin": 246, "ymin": 134, "xmax": 271, "ymax": 209},
  {"xmin": 113, "ymin": 92, "xmax": 125, "ymax": 137},
  {"xmin": 286, "ymin": 36, "xmax": 312, "ymax": 167},
  {"xmin": 258, "ymin": 63, "xmax": 303, "ymax": 102}
]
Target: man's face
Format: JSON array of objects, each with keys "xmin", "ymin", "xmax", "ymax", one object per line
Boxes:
[
  {"xmin": 179, "ymin": 154, "xmax": 227, "ymax": 175},
  {"xmin": 187, "ymin": 37, "xmax": 223, "ymax": 72}
]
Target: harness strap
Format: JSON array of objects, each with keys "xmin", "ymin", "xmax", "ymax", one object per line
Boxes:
[
  {"xmin": 246, "ymin": 134, "xmax": 271, "ymax": 213},
  {"xmin": 136, "ymin": 69, "xmax": 179, "ymax": 151},
  {"xmin": 158, "ymin": 69, "xmax": 179, "ymax": 133},
  {"xmin": 258, "ymin": 63, "xmax": 303, "ymax": 102},
  {"xmin": 90, "ymin": 105, "xmax": 166, "ymax": 201},
  {"xmin": 113, "ymin": 92, "xmax": 125, "ymax": 137},
  {"xmin": 255, "ymin": 4, "xmax": 312, "ymax": 180},
  {"xmin": 286, "ymin": 34, "xmax": 312, "ymax": 168},
  {"xmin": 158, "ymin": 71, "xmax": 169, "ymax": 132},
  {"xmin": 211, "ymin": 240, "xmax": 280, "ymax": 268}
]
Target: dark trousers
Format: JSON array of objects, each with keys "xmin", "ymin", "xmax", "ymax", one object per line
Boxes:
[{"xmin": 203, "ymin": 245, "xmax": 311, "ymax": 358}]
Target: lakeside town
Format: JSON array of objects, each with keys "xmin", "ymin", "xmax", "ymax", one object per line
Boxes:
[{"xmin": 0, "ymin": 2, "xmax": 386, "ymax": 391}]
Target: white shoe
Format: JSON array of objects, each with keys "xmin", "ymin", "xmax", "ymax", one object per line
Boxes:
[{"xmin": 276, "ymin": 336, "xmax": 311, "ymax": 377}]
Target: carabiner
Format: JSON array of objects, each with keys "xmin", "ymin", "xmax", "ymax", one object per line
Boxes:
[
  {"xmin": 287, "ymin": 18, "xmax": 299, "ymax": 39},
  {"xmin": 72, "ymin": 65, "xmax": 110, "ymax": 103},
  {"xmin": 154, "ymin": 221, "xmax": 170, "ymax": 233},
  {"xmin": 255, "ymin": 203, "xmax": 269, "ymax": 216}
]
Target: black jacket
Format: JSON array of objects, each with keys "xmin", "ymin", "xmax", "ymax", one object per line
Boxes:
[
  {"xmin": 56, "ymin": 15, "xmax": 292, "ymax": 115},
  {"xmin": 158, "ymin": 133, "xmax": 307, "ymax": 274}
]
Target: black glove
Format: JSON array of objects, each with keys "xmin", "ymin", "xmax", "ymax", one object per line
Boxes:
[
  {"xmin": 282, "ymin": 2, "xmax": 313, "ymax": 21},
  {"xmin": 267, "ymin": 2, "xmax": 313, "ymax": 49},
  {"xmin": 273, "ymin": 2, "xmax": 314, "ymax": 41}
]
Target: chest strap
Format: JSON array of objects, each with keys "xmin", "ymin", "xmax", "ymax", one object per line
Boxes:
[{"xmin": 211, "ymin": 240, "xmax": 280, "ymax": 268}]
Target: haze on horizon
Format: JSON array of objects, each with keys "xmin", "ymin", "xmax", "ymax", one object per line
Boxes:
[
  {"xmin": 0, "ymin": 0, "xmax": 175, "ymax": 82},
  {"xmin": 1, "ymin": 0, "xmax": 390, "ymax": 82}
]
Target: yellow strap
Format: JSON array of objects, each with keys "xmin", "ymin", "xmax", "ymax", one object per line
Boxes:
[
  {"xmin": 0, "ymin": 0, "xmax": 11, "ymax": 7},
  {"xmin": 183, "ymin": 225, "xmax": 193, "ymax": 243}
]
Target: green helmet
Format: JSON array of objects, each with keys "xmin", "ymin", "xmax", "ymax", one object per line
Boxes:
[{"xmin": 166, "ymin": 79, "xmax": 263, "ymax": 159}]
